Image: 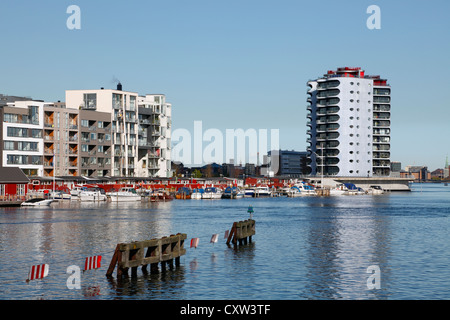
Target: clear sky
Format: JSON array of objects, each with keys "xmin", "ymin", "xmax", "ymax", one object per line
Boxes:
[{"xmin": 1, "ymin": 0, "xmax": 449, "ymax": 170}]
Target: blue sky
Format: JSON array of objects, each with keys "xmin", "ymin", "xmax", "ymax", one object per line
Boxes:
[{"xmin": 1, "ymin": 0, "xmax": 449, "ymax": 170}]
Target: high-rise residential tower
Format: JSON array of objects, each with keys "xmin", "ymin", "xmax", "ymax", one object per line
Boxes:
[{"xmin": 306, "ymin": 67, "xmax": 391, "ymax": 177}]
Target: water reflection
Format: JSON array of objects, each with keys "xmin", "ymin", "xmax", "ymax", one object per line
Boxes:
[
  {"xmin": 2, "ymin": 186, "xmax": 450, "ymax": 299},
  {"xmin": 305, "ymin": 195, "xmax": 391, "ymax": 299}
]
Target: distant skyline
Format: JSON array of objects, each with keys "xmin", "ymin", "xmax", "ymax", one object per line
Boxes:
[{"xmin": 1, "ymin": 0, "xmax": 449, "ymax": 170}]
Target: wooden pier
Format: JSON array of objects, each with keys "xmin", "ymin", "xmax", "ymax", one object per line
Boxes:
[
  {"xmin": 106, "ymin": 233, "xmax": 187, "ymax": 278},
  {"xmin": 226, "ymin": 219, "xmax": 255, "ymax": 247}
]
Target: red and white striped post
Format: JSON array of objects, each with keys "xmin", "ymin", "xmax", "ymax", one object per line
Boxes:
[
  {"xmin": 84, "ymin": 255, "xmax": 102, "ymax": 272},
  {"xmin": 27, "ymin": 264, "xmax": 49, "ymax": 282},
  {"xmin": 190, "ymin": 238, "xmax": 199, "ymax": 249}
]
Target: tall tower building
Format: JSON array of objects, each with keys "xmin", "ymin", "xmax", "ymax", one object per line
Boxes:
[{"xmin": 306, "ymin": 67, "xmax": 391, "ymax": 177}]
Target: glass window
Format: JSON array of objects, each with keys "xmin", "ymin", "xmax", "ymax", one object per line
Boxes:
[
  {"xmin": 4, "ymin": 141, "xmax": 14, "ymax": 150},
  {"xmin": 83, "ymin": 93, "xmax": 97, "ymax": 109},
  {"xmin": 7, "ymin": 127, "xmax": 28, "ymax": 137}
]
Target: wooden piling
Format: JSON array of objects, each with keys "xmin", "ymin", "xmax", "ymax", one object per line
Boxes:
[
  {"xmin": 226, "ymin": 219, "xmax": 255, "ymax": 247},
  {"xmin": 106, "ymin": 233, "xmax": 187, "ymax": 278}
]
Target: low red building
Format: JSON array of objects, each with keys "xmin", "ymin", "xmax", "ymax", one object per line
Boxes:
[{"xmin": 0, "ymin": 167, "xmax": 30, "ymax": 202}]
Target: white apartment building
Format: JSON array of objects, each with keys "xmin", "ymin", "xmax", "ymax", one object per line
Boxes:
[
  {"xmin": 1, "ymin": 101, "xmax": 46, "ymax": 177},
  {"xmin": 65, "ymin": 84, "xmax": 172, "ymax": 178},
  {"xmin": 137, "ymin": 94, "xmax": 172, "ymax": 178},
  {"xmin": 307, "ymin": 67, "xmax": 391, "ymax": 177}
]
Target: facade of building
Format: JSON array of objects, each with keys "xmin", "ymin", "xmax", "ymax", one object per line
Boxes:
[
  {"xmin": 1, "ymin": 100, "xmax": 46, "ymax": 177},
  {"xmin": 65, "ymin": 84, "xmax": 172, "ymax": 178},
  {"xmin": 1, "ymin": 85, "xmax": 172, "ymax": 179},
  {"xmin": 306, "ymin": 67, "xmax": 391, "ymax": 177},
  {"xmin": 137, "ymin": 94, "xmax": 172, "ymax": 178}
]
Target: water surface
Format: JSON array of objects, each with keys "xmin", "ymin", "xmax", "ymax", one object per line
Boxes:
[{"xmin": 1, "ymin": 183, "xmax": 449, "ymax": 300}]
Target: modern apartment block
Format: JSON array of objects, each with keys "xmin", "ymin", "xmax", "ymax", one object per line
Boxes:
[
  {"xmin": 65, "ymin": 84, "xmax": 172, "ymax": 178},
  {"xmin": 306, "ymin": 67, "xmax": 391, "ymax": 177},
  {"xmin": 137, "ymin": 94, "xmax": 172, "ymax": 178},
  {"xmin": 1, "ymin": 85, "xmax": 172, "ymax": 179},
  {"xmin": 0, "ymin": 100, "xmax": 45, "ymax": 177}
]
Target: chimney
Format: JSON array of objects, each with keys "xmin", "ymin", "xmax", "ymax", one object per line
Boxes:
[{"xmin": 117, "ymin": 82, "xmax": 122, "ymax": 91}]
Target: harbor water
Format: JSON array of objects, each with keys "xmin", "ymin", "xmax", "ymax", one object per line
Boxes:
[{"xmin": 1, "ymin": 183, "xmax": 449, "ymax": 300}]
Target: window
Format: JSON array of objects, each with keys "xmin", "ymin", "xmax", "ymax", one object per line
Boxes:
[
  {"xmin": 17, "ymin": 184, "xmax": 26, "ymax": 196},
  {"xmin": 81, "ymin": 120, "xmax": 89, "ymax": 127},
  {"xmin": 4, "ymin": 141, "xmax": 14, "ymax": 150},
  {"xmin": 31, "ymin": 156, "xmax": 42, "ymax": 165},
  {"xmin": 83, "ymin": 93, "xmax": 97, "ymax": 109},
  {"xmin": 98, "ymin": 121, "xmax": 103, "ymax": 129},
  {"xmin": 7, "ymin": 155, "xmax": 28, "ymax": 165},
  {"xmin": 7, "ymin": 127, "xmax": 28, "ymax": 137},
  {"xmin": 31, "ymin": 129, "xmax": 42, "ymax": 138},
  {"xmin": 18, "ymin": 142, "xmax": 38, "ymax": 151}
]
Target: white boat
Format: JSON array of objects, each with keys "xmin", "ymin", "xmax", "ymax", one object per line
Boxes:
[
  {"xmin": 202, "ymin": 187, "xmax": 223, "ymax": 199},
  {"xmin": 253, "ymin": 186, "xmax": 272, "ymax": 197},
  {"xmin": 191, "ymin": 188, "xmax": 204, "ymax": 200},
  {"xmin": 21, "ymin": 198, "xmax": 54, "ymax": 207},
  {"xmin": 80, "ymin": 188, "xmax": 107, "ymax": 201},
  {"xmin": 50, "ymin": 191, "xmax": 71, "ymax": 200},
  {"xmin": 330, "ymin": 183, "xmax": 350, "ymax": 196},
  {"xmin": 235, "ymin": 189, "xmax": 245, "ymax": 198},
  {"xmin": 368, "ymin": 185, "xmax": 384, "ymax": 195},
  {"xmin": 344, "ymin": 183, "xmax": 365, "ymax": 195},
  {"xmin": 70, "ymin": 186, "xmax": 85, "ymax": 198},
  {"xmin": 244, "ymin": 188, "xmax": 255, "ymax": 198},
  {"xmin": 108, "ymin": 187, "xmax": 142, "ymax": 202},
  {"xmin": 287, "ymin": 183, "xmax": 316, "ymax": 197}
]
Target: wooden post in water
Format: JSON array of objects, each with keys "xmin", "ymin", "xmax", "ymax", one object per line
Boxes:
[
  {"xmin": 226, "ymin": 219, "xmax": 255, "ymax": 248},
  {"xmin": 106, "ymin": 233, "xmax": 187, "ymax": 278}
]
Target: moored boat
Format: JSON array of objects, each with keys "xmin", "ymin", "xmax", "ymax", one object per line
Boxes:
[
  {"xmin": 108, "ymin": 187, "xmax": 142, "ymax": 202},
  {"xmin": 253, "ymin": 186, "xmax": 272, "ymax": 197},
  {"xmin": 202, "ymin": 187, "xmax": 223, "ymax": 199},
  {"xmin": 191, "ymin": 188, "xmax": 204, "ymax": 199},
  {"xmin": 244, "ymin": 188, "xmax": 255, "ymax": 198},
  {"xmin": 21, "ymin": 198, "xmax": 54, "ymax": 207},
  {"xmin": 175, "ymin": 187, "xmax": 192, "ymax": 200},
  {"xmin": 330, "ymin": 183, "xmax": 349, "ymax": 196},
  {"xmin": 344, "ymin": 183, "xmax": 365, "ymax": 195},
  {"xmin": 222, "ymin": 186, "xmax": 242, "ymax": 199},
  {"xmin": 367, "ymin": 185, "xmax": 384, "ymax": 195},
  {"xmin": 80, "ymin": 187, "xmax": 107, "ymax": 201}
]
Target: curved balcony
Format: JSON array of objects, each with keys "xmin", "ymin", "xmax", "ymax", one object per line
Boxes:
[
  {"xmin": 317, "ymin": 97, "xmax": 340, "ymax": 106},
  {"xmin": 317, "ymin": 80, "xmax": 340, "ymax": 90},
  {"xmin": 317, "ymin": 89, "xmax": 340, "ymax": 98}
]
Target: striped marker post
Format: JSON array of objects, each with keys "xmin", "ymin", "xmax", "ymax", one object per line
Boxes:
[
  {"xmin": 190, "ymin": 238, "xmax": 199, "ymax": 249},
  {"xmin": 210, "ymin": 234, "xmax": 219, "ymax": 244},
  {"xmin": 84, "ymin": 255, "xmax": 102, "ymax": 272},
  {"xmin": 27, "ymin": 264, "xmax": 49, "ymax": 282}
]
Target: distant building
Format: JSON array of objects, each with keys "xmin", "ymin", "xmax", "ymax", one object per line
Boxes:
[
  {"xmin": 268, "ymin": 150, "xmax": 309, "ymax": 176},
  {"xmin": 404, "ymin": 166, "xmax": 430, "ymax": 181},
  {"xmin": 391, "ymin": 161, "xmax": 401, "ymax": 172},
  {"xmin": 431, "ymin": 169, "xmax": 444, "ymax": 180}
]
